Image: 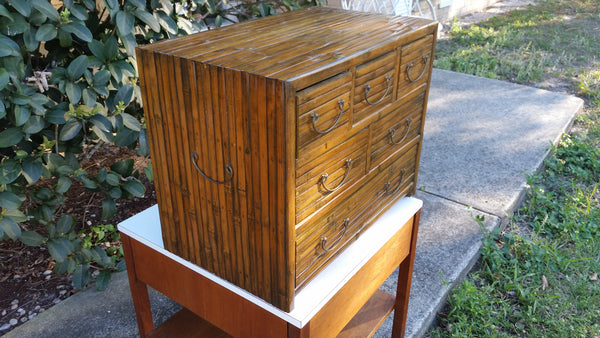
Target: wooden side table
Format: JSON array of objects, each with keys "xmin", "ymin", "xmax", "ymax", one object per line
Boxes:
[{"xmin": 118, "ymin": 197, "xmax": 422, "ymax": 338}]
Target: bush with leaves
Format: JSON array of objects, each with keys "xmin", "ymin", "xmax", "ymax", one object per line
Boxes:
[{"xmin": 0, "ymin": 0, "xmax": 317, "ymax": 291}]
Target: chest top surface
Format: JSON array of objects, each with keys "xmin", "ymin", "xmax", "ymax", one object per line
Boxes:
[{"xmin": 138, "ymin": 7, "xmax": 433, "ymax": 87}]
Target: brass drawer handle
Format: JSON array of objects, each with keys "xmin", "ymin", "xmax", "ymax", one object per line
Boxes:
[
  {"xmin": 321, "ymin": 217, "xmax": 349, "ymax": 253},
  {"xmin": 320, "ymin": 159, "xmax": 353, "ymax": 193},
  {"xmin": 384, "ymin": 168, "xmax": 406, "ymax": 195},
  {"xmin": 191, "ymin": 152, "xmax": 233, "ymax": 184},
  {"xmin": 364, "ymin": 74, "xmax": 392, "ymax": 105},
  {"xmin": 406, "ymin": 55, "xmax": 428, "ymax": 83},
  {"xmin": 311, "ymin": 99, "xmax": 347, "ymax": 134},
  {"xmin": 388, "ymin": 118, "xmax": 413, "ymax": 145}
]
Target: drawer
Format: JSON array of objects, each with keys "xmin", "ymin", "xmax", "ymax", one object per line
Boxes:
[
  {"xmin": 297, "ymin": 72, "xmax": 353, "ymax": 168},
  {"xmin": 295, "ymin": 141, "xmax": 418, "ymax": 289},
  {"xmin": 397, "ymin": 34, "xmax": 434, "ymax": 98},
  {"xmin": 353, "ymin": 51, "xmax": 397, "ymax": 125},
  {"xmin": 369, "ymin": 86, "xmax": 426, "ymax": 171},
  {"xmin": 295, "ymin": 129, "xmax": 368, "ymax": 224}
]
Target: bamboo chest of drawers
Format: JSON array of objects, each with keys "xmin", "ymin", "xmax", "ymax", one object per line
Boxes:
[{"xmin": 136, "ymin": 6, "xmax": 437, "ymax": 311}]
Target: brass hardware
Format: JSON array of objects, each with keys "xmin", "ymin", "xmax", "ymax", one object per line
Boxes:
[
  {"xmin": 384, "ymin": 168, "xmax": 406, "ymax": 195},
  {"xmin": 388, "ymin": 118, "xmax": 412, "ymax": 145},
  {"xmin": 320, "ymin": 159, "xmax": 353, "ymax": 193},
  {"xmin": 364, "ymin": 75, "xmax": 392, "ymax": 105},
  {"xmin": 311, "ymin": 99, "xmax": 347, "ymax": 134},
  {"xmin": 191, "ymin": 152, "xmax": 233, "ymax": 184},
  {"xmin": 406, "ymin": 55, "xmax": 428, "ymax": 83},
  {"xmin": 320, "ymin": 217, "xmax": 349, "ymax": 253}
]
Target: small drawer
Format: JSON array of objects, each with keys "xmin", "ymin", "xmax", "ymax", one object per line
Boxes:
[
  {"xmin": 397, "ymin": 35, "xmax": 434, "ymax": 98},
  {"xmin": 353, "ymin": 51, "xmax": 397, "ymax": 125},
  {"xmin": 295, "ymin": 129, "xmax": 368, "ymax": 224},
  {"xmin": 297, "ymin": 72, "xmax": 353, "ymax": 156},
  {"xmin": 369, "ymin": 87, "xmax": 426, "ymax": 171}
]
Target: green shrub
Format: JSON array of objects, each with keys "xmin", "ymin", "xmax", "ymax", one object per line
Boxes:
[{"xmin": 0, "ymin": 0, "xmax": 315, "ymax": 290}]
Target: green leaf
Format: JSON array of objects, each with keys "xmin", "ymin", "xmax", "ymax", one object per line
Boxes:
[
  {"xmin": 67, "ymin": 55, "xmax": 89, "ymax": 80},
  {"xmin": 134, "ymin": 9, "xmax": 160, "ymax": 32},
  {"xmin": 22, "ymin": 115, "xmax": 44, "ymax": 134},
  {"xmin": 31, "ymin": 0, "xmax": 60, "ymax": 21},
  {"xmin": 82, "ymin": 0, "xmax": 95, "ymax": 10},
  {"xmin": 0, "ymin": 159, "xmax": 22, "ymax": 184},
  {"xmin": 56, "ymin": 176, "xmax": 72, "ymax": 194},
  {"xmin": 215, "ymin": 15, "xmax": 223, "ymax": 28},
  {"xmin": 4, "ymin": 209, "xmax": 26, "ymax": 222},
  {"xmin": 0, "ymin": 13, "xmax": 28, "ymax": 36},
  {"xmin": 0, "ymin": 191, "xmax": 23, "ymax": 209},
  {"xmin": 22, "ymin": 157, "xmax": 43, "ymax": 184},
  {"xmin": 102, "ymin": 197, "xmax": 116, "ymax": 220},
  {"xmin": 48, "ymin": 239, "xmax": 68, "ymax": 261},
  {"xmin": 128, "ymin": 0, "xmax": 146, "ymax": 8},
  {"xmin": 116, "ymin": 11, "xmax": 135, "ymax": 37},
  {"xmin": 72, "ymin": 263, "xmax": 90, "ymax": 289},
  {"xmin": 105, "ymin": 171, "xmax": 121, "ymax": 186},
  {"xmin": 0, "ymin": 4, "xmax": 15, "ymax": 22},
  {"xmin": 35, "ymin": 23, "xmax": 57, "ymax": 41},
  {"xmin": 156, "ymin": 11, "xmax": 177, "ymax": 35},
  {"xmin": 87, "ymin": 39, "xmax": 105, "ymax": 62},
  {"xmin": 95, "ymin": 270, "xmax": 112, "ymax": 291},
  {"xmin": 0, "ymin": 34, "xmax": 20, "ymax": 57},
  {"xmin": 121, "ymin": 112, "xmax": 141, "ymax": 131},
  {"xmin": 122, "ymin": 180, "xmax": 145, "ymax": 197},
  {"xmin": 70, "ymin": 4, "xmax": 88, "ymax": 20},
  {"xmin": 56, "ymin": 215, "xmax": 73, "ymax": 234},
  {"xmin": 143, "ymin": 163, "xmax": 153, "ymax": 182},
  {"xmin": 116, "ymin": 259, "xmax": 126, "ymax": 271},
  {"xmin": 93, "ymin": 70, "xmax": 110, "ymax": 87},
  {"xmin": 20, "ymin": 230, "xmax": 45, "ymax": 246},
  {"xmin": 108, "ymin": 187, "xmax": 122, "ymax": 199},
  {"xmin": 61, "ymin": 22, "xmax": 92, "ymax": 42},
  {"xmin": 105, "ymin": 0, "xmax": 119, "ymax": 10},
  {"xmin": 58, "ymin": 27, "xmax": 72, "ymax": 47},
  {"xmin": 22, "ymin": 27, "xmax": 38, "ymax": 51},
  {"xmin": 114, "ymin": 127, "xmax": 139, "ymax": 147},
  {"xmin": 59, "ymin": 118, "xmax": 82, "ymax": 141},
  {"xmin": 105, "ymin": 36, "xmax": 118, "ymax": 60},
  {"xmin": 13, "ymin": 105, "xmax": 30, "ymax": 127},
  {"xmin": 0, "ymin": 216, "xmax": 21, "ymax": 240},
  {"xmin": 137, "ymin": 129, "xmax": 150, "ymax": 156},
  {"xmin": 112, "ymin": 160, "xmax": 134, "ymax": 178},
  {"xmin": 120, "ymin": 32, "xmax": 136, "ymax": 57},
  {"xmin": 0, "ymin": 68, "xmax": 9, "ymax": 90},
  {"xmin": 7, "ymin": 0, "xmax": 30, "ymax": 17},
  {"xmin": 65, "ymin": 81, "xmax": 82, "ymax": 103},
  {"xmin": 82, "ymin": 88, "xmax": 96, "ymax": 107},
  {"xmin": 114, "ymin": 84, "xmax": 134, "ymax": 107},
  {"xmin": 0, "ymin": 128, "xmax": 23, "ymax": 148}
]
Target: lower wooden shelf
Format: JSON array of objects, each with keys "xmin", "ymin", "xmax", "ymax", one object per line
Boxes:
[{"xmin": 118, "ymin": 197, "xmax": 422, "ymax": 338}]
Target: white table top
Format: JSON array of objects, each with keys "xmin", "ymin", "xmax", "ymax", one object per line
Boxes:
[{"xmin": 118, "ymin": 197, "xmax": 422, "ymax": 328}]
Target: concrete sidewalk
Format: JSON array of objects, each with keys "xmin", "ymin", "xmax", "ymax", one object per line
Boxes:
[{"xmin": 4, "ymin": 69, "xmax": 583, "ymax": 338}]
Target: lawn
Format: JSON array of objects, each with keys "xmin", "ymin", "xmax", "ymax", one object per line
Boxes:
[{"xmin": 430, "ymin": 0, "xmax": 600, "ymax": 336}]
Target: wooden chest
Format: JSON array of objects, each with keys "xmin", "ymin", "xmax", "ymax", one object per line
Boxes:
[{"xmin": 136, "ymin": 7, "xmax": 437, "ymax": 311}]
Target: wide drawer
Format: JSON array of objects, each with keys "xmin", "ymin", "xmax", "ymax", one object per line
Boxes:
[
  {"xmin": 397, "ymin": 34, "xmax": 434, "ymax": 98},
  {"xmin": 295, "ymin": 141, "xmax": 418, "ymax": 289},
  {"xmin": 369, "ymin": 85, "xmax": 426, "ymax": 171},
  {"xmin": 297, "ymin": 72, "xmax": 353, "ymax": 168},
  {"xmin": 295, "ymin": 129, "xmax": 369, "ymax": 224},
  {"xmin": 353, "ymin": 51, "xmax": 397, "ymax": 126}
]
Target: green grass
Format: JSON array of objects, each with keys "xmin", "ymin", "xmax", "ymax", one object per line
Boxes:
[{"xmin": 430, "ymin": 0, "xmax": 600, "ymax": 336}]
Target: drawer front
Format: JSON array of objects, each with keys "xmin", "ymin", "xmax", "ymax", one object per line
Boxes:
[
  {"xmin": 295, "ymin": 129, "xmax": 368, "ymax": 224},
  {"xmin": 397, "ymin": 35, "xmax": 434, "ymax": 98},
  {"xmin": 353, "ymin": 51, "xmax": 397, "ymax": 125},
  {"xmin": 297, "ymin": 72, "xmax": 353, "ymax": 168},
  {"xmin": 369, "ymin": 86, "xmax": 426, "ymax": 171},
  {"xmin": 295, "ymin": 141, "xmax": 418, "ymax": 289}
]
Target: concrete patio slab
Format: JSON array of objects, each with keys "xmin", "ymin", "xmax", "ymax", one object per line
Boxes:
[{"xmin": 4, "ymin": 69, "xmax": 583, "ymax": 338}]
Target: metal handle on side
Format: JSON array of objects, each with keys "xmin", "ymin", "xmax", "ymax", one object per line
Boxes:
[
  {"xmin": 191, "ymin": 152, "xmax": 233, "ymax": 185},
  {"xmin": 364, "ymin": 74, "xmax": 393, "ymax": 105},
  {"xmin": 320, "ymin": 159, "xmax": 353, "ymax": 193},
  {"xmin": 406, "ymin": 55, "xmax": 429, "ymax": 83},
  {"xmin": 311, "ymin": 99, "xmax": 347, "ymax": 134},
  {"xmin": 388, "ymin": 118, "xmax": 413, "ymax": 145}
]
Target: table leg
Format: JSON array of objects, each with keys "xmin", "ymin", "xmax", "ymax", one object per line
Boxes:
[
  {"xmin": 122, "ymin": 234, "xmax": 155, "ymax": 337},
  {"xmin": 392, "ymin": 210, "xmax": 421, "ymax": 338}
]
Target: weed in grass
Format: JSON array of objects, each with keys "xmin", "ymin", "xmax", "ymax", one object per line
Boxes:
[{"xmin": 578, "ymin": 70, "xmax": 600, "ymax": 106}]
